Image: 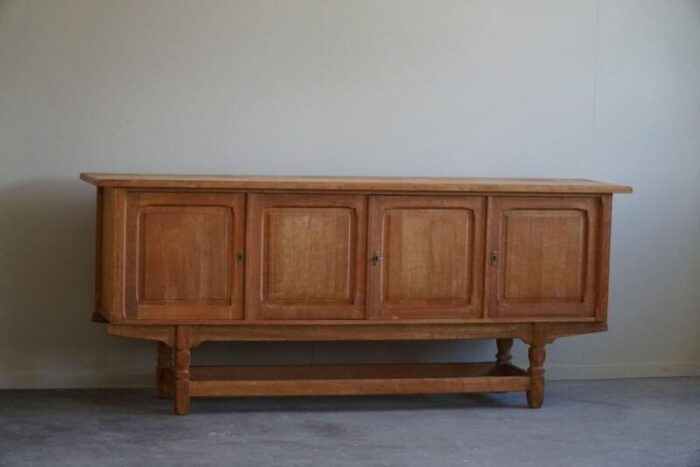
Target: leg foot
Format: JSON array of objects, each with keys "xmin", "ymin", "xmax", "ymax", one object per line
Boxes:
[
  {"xmin": 526, "ymin": 343, "xmax": 546, "ymax": 409},
  {"xmin": 156, "ymin": 342, "xmax": 173, "ymax": 399},
  {"xmin": 495, "ymin": 338, "xmax": 513, "ymax": 365},
  {"xmin": 174, "ymin": 326, "xmax": 191, "ymax": 415}
]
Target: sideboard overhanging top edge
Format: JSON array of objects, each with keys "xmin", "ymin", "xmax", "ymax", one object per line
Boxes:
[{"xmin": 80, "ymin": 173, "xmax": 633, "ymax": 194}]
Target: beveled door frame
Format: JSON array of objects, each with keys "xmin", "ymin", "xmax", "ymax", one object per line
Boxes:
[
  {"xmin": 367, "ymin": 195, "xmax": 486, "ymax": 320},
  {"xmin": 485, "ymin": 195, "xmax": 601, "ymax": 319},
  {"xmin": 245, "ymin": 193, "xmax": 368, "ymax": 320},
  {"xmin": 124, "ymin": 191, "xmax": 246, "ymax": 321}
]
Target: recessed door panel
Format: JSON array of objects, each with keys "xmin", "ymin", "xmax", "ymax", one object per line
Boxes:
[
  {"xmin": 140, "ymin": 206, "xmax": 231, "ymax": 302},
  {"xmin": 368, "ymin": 196, "xmax": 485, "ymax": 319},
  {"xmin": 125, "ymin": 192, "xmax": 245, "ymax": 320},
  {"xmin": 487, "ymin": 197, "xmax": 599, "ymax": 318},
  {"xmin": 247, "ymin": 194, "xmax": 366, "ymax": 320}
]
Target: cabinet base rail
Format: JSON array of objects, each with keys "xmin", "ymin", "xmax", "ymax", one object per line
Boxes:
[
  {"xmin": 159, "ymin": 362, "xmax": 532, "ymax": 414},
  {"xmin": 192, "ymin": 362, "xmax": 530, "ymax": 397},
  {"xmin": 109, "ymin": 322, "xmax": 608, "ymax": 415}
]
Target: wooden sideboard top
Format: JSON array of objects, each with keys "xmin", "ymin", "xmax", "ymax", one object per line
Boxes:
[{"xmin": 81, "ymin": 173, "xmax": 632, "ymax": 194}]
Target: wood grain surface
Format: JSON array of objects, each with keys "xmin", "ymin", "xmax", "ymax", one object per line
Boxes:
[{"xmin": 81, "ymin": 173, "xmax": 632, "ymax": 193}]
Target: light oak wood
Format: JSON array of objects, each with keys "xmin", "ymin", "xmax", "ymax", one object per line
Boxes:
[
  {"xmin": 107, "ymin": 324, "xmax": 175, "ymax": 346},
  {"xmin": 526, "ymin": 324, "xmax": 547, "ymax": 408},
  {"xmin": 174, "ymin": 326, "xmax": 191, "ymax": 415},
  {"xmin": 368, "ymin": 196, "xmax": 485, "ymax": 319},
  {"xmin": 246, "ymin": 194, "xmax": 367, "ymax": 320},
  {"xmin": 595, "ymin": 195, "xmax": 613, "ymax": 321},
  {"xmin": 487, "ymin": 197, "xmax": 600, "ymax": 318},
  {"xmin": 83, "ymin": 174, "xmax": 629, "ymax": 414},
  {"xmin": 190, "ymin": 362, "xmax": 527, "ymax": 381},
  {"xmin": 124, "ymin": 192, "xmax": 245, "ymax": 321},
  {"xmin": 187, "ymin": 363, "xmax": 530, "ymax": 397},
  {"xmin": 107, "ymin": 321, "xmax": 607, "ymax": 345},
  {"xmin": 107, "ymin": 322, "xmax": 608, "ymax": 349},
  {"xmin": 81, "ymin": 173, "xmax": 632, "ymax": 194},
  {"xmin": 92, "ymin": 187, "xmax": 104, "ymax": 322},
  {"xmin": 95, "ymin": 188, "xmax": 122, "ymax": 323}
]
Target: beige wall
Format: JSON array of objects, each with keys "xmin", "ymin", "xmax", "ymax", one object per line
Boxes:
[{"xmin": 1, "ymin": 0, "xmax": 699, "ymax": 388}]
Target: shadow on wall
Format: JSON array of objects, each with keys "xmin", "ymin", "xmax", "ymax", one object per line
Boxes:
[
  {"xmin": 0, "ymin": 177, "xmax": 498, "ymax": 388},
  {"xmin": 0, "ymin": 177, "xmax": 105, "ymax": 386}
]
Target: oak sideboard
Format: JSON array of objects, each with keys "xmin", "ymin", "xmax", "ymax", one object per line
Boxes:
[{"xmin": 81, "ymin": 173, "xmax": 632, "ymax": 415}]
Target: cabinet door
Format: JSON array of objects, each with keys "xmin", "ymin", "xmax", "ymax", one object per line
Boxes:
[
  {"xmin": 487, "ymin": 197, "xmax": 599, "ymax": 318},
  {"xmin": 246, "ymin": 194, "xmax": 367, "ymax": 320},
  {"xmin": 368, "ymin": 196, "xmax": 485, "ymax": 319},
  {"xmin": 125, "ymin": 192, "xmax": 245, "ymax": 320}
]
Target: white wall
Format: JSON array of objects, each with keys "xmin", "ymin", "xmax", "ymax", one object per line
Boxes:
[{"xmin": 1, "ymin": 0, "xmax": 699, "ymax": 388}]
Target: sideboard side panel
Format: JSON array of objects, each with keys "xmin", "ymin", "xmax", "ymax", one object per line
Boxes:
[
  {"xmin": 92, "ymin": 187, "xmax": 105, "ymax": 321},
  {"xmin": 595, "ymin": 195, "xmax": 612, "ymax": 322},
  {"xmin": 97, "ymin": 188, "xmax": 126, "ymax": 323}
]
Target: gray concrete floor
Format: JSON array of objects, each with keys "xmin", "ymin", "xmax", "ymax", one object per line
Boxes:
[{"xmin": 0, "ymin": 377, "xmax": 699, "ymax": 467}]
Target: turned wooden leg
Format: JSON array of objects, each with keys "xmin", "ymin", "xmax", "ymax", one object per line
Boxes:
[
  {"xmin": 527, "ymin": 342, "xmax": 546, "ymax": 409},
  {"xmin": 495, "ymin": 338, "xmax": 513, "ymax": 365},
  {"xmin": 174, "ymin": 326, "xmax": 191, "ymax": 415},
  {"xmin": 156, "ymin": 342, "xmax": 173, "ymax": 399}
]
